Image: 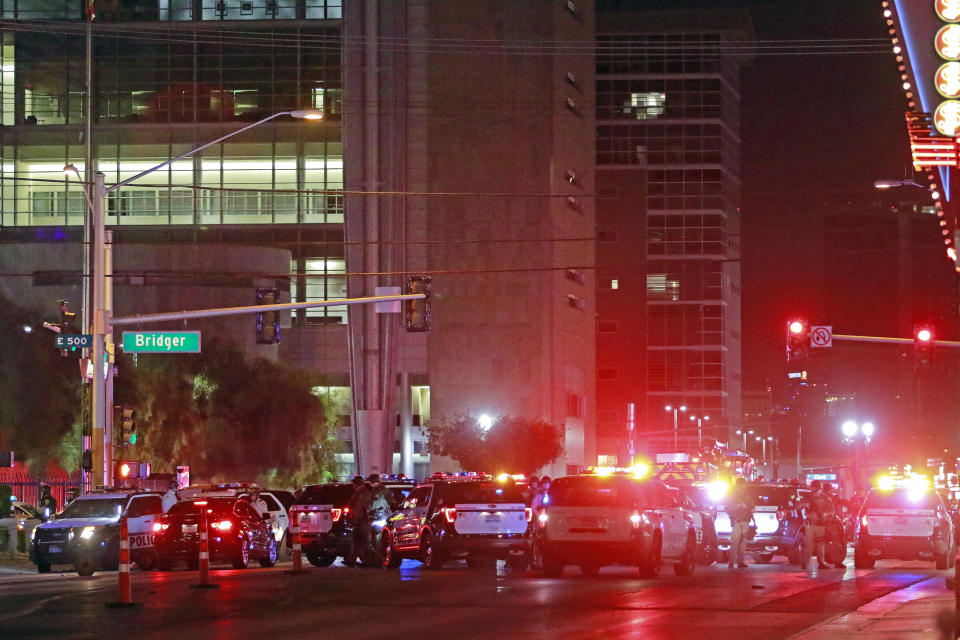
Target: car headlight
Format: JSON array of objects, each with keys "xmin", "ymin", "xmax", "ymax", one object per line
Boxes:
[
  {"xmin": 30, "ymin": 527, "xmax": 37, "ymax": 541},
  {"xmin": 80, "ymin": 526, "xmax": 96, "ymax": 540}
]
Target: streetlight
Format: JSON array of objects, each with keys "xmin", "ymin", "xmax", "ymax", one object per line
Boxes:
[
  {"xmin": 873, "ymin": 178, "xmax": 939, "ymax": 199},
  {"xmin": 478, "ymin": 414, "xmax": 494, "ymax": 431},
  {"xmin": 65, "ymin": 108, "xmax": 324, "ymax": 487},
  {"xmin": 840, "ymin": 420, "xmax": 875, "ymax": 494},
  {"xmin": 665, "ymin": 404, "xmax": 686, "ymax": 450},
  {"xmin": 689, "ymin": 414, "xmax": 710, "ymax": 449},
  {"xmin": 734, "ymin": 428, "xmax": 754, "ymax": 452}
]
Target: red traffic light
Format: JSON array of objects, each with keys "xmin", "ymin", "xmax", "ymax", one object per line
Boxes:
[
  {"xmin": 788, "ymin": 320, "xmax": 805, "ymax": 335},
  {"xmin": 120, "ymin": 462, "xmax": 131, "ymax": 478},
  {"xmin": 916, "ymin": 328, "xmax": 933, "ymax": 342}
]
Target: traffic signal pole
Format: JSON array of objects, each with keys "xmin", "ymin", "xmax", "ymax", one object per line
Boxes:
[{"xmin": 91, "ymin": 172, "xmax": 107, "ymax": 489}]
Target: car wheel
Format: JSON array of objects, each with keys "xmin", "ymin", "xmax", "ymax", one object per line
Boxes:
[
  {"xmin": 639, "ymin": 534, "xmax": 662, "ymax": 578},
  {"xmin": 507, "ymin": 553, "xmax": 530, "ymax": 571},
  {"xmin": 420, "ymin": 532, "xmax": 443, "ymax": 570},
  {"xmin": 35, "ymin": 560, "xmax": 51, "ymax": 573},
  {"xmin": 787, "ymin": 534, "xmax": 805, "ymax": 566},
  {"xmin": 75, "ymin": 557, "xmax": 96, "ymax": 577},
  {"xmin": 674, "ymin": 533, "xmax": 696, "ymax": 576},
  {"xmin": 853, "ymin": 547, "xmax": 875, "ymax": 569},
  {"xmin": 580, "ymin": 560, "xmax": 600, "ymax": 577},
  {"xmin": 381, "ymin": 534, "xmax": 401, "ymax": 569},
  {"xmin": 755, "ymin": 552, "xmax": 774, "ymax": 564},
  {"xmin": 259, "ymin": 537, "xmax": 278, "ymax": 568},
  {"xmin": 232, "ymin": 539, "xmax": 250, "ymax": 569},
  {"xmin": 305, "ymin": 549, "xmax": 336, "ymax": 567},
  {"xmin": 542, "ymin": 552, "xmax": 563, "ymax": 578},
  {"xmin": 936, "ymin": 551, "xmax": 949, "ymax": 570},
  {"xmin": 277, "ymin": 530, "xmax": 290, "ymax": 561}
]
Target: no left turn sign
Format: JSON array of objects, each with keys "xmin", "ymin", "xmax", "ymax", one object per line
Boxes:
[{"xmin": 810, "ymin": 325, "xmax": 832, "ymax": 348}]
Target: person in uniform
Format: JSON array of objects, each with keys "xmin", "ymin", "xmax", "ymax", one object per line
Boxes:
[
  {"xmin": 726, "ymin": 477, "xmax": 754, "ymax": 569},
  {"xmin": 38, "ymin": 483, "xmax": 57, "ymax": 520},
  {"xmin": 801, "ymin": 480, "xmax": 833, "ymax": 570},
  {"xmin": 346, "ymin": 476, "xmax": 371, "ymax": 567}
]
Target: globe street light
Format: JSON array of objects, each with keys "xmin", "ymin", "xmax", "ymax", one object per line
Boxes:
[
  {"xmin": 478, "ymin": 414, "xmax": 494, "ymax": 431},
  {"xmin": 840, "ymin": 420, "xmax": 875, "ymax": 494},
  {"xmin": 690, "ymin": 414, "xmax": 710, "ymax": 449},
  {"xmin": 665, "ymin": 404, "xmax": 686, "ymax": 450}
]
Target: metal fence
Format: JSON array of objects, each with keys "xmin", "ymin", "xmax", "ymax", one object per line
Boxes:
[{"xmin": 0, "ymin": 472, "xmax": 83, "ymax": 512}]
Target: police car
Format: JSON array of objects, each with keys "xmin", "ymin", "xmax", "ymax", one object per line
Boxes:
[
  {"xmin": 854, "ymin": 475, "xmax": 956, "ymax": 569},
  {"xmin": 671, "ymin": 484, "xmax": 720, "ymax": 565},
  {"xmin": 534, "ymin": 470, "xmax": 697, "ymax": 578},
  {"xmin": 181, "ymin": 484, "xmax": 290, "ymax": 551},
  {"xmin": 289, "ymin": 482, "xmax": 357, "ymax": 566},
  {"xmin": 714, "ymin": 483, "xmax": 807, "ymax": 565},
  {"xmin": 379, "ymin": 474, "xmax": 532, "ymax": 570},
  {"xmin": 30, "ymin": 490, "xmax": 164, "ymax": 575}
]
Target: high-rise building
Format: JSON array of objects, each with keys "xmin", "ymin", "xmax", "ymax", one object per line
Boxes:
[
  {"xmin": 594, "ymin": 8, "xmax": 751, "ymax": 460},
  {"xmin": 0, "ymin": 0, "xmax": 596, "ymax": 478}
]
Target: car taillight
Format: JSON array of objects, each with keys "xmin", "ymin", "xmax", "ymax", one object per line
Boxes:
[
  {"xmin": 443, "ymin": 507, "xmax": 457, "ymax": 523},
  {"xmin": 630, "ymin": 512, "xmax": 642, "ymax": 528},
  {"xmin": 210, "ymin": 520, "xmax": 233, "ymax": 531},
  {"xmin": 776, "ymin": 509, "xmax": 786, "ymax": 521},
  {"xmin": 152, "ymin": 522, "xmax": 169, "ymax": 532},
  {"xmin": 525, "ymin": 508, "xmax": 533, "ymax": 523},
  {"xmin": 861, "ymin": 514, "xmax": 868, "ymax": 527},
  {"xmin": 330, "ymin": 508, "xmax": 342, "ymax": 522},
  {"xmin": 537, "ymin": 512, "xmax": 548, "ymax": 527}
]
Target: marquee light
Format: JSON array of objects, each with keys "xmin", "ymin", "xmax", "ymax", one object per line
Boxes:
[
  {"xmin": 934, "ymin": 100, "xmax": 960, "ymax": 135},
  {"xmin": 936, "ymin": 24, "xmax": 960, "ymax": 59},
  {"xmin": 936, "ymin": 62, "xmax": 960, "ymax": 97},
  {"xmin": 936, "ymin": 0, "xmax": 960, "ymax": 23}
]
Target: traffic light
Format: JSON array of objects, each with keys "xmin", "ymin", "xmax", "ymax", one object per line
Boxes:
[
  {"xmin": 115, "ymin": 460, "xmax": 144, "ymax": 481},
  {"xmin": 786, "ymin": 319, "xmax": 808, "ymax": 362},
  {"xmin": 119, "ymin": 406, "xmax": 137, "ymax": 445},
  {"xmin": 914, "ymin": 325, "xmax": 935, "ymax": 367},
  {"xmin": 404, "ymin": 275, "xmax": 432, "ymax": 332},
  {"xmin": 58, "ymin": 300, "xmax": 79, "ymax": 357},
  {"xmin": 255, "ymin": 287, "xmax": 281, "ymax": 344}
]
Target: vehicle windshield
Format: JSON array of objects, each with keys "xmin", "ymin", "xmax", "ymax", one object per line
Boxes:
[
  {"xmin": 866, "ymin": 489, "xmax": 940, "ymax": 510},
  {"xmin": 298, "ymin": 484, "xmax": 356, "ymax": 506},
  {"xmin": 745, "ymin": 486, "xmax": 797, "ymax": 507},
  {"xmin": 166, "ymin": 498, "xmax": 235, "ymax": 516},
  {"xmin": 444, "ymin": 482, "xmax": 525, "ymax": 504},
  {"xmin": 547, "ymin": 477, "xmax": 637, "ymax": 508},
  {"xmin": 16, "ymin": 504, "xmax": 42, "ymax": 519},
  {"xmin": 57, "ymin": 497, "xmax": 126, "ymax": 519}
]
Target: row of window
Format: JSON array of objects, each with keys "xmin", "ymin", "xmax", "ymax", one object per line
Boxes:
[{"xmin": 0, "ymin": 0, "xmax": 343, "ymax": 21}]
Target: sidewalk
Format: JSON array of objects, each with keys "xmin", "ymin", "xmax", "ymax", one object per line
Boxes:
[{"xmin": 793, "ymin": 577, "xmax": 955, "ymax": 639}]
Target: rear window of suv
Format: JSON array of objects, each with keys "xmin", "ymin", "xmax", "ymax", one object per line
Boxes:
[
  {"xmin": 167, "ymin": 498, "xmax": 235, "ymax": 516},
  {"xmin": 298, "ymin": 484, "xmax": 355, "ymax": 506},
  {"xmin": 866, "ymin": 489, "xmax": 940, "ymax": 510},
  {"xmin": 745, "ymin": 486, "xmax": 797, "ymax": 507},
  {"xmin": 548, "ymin": 477, "xmax": 638, "ymax": 508},
  {"xmin": 442, "ymin": 482, "xmax": 525, "ymax": 504}
]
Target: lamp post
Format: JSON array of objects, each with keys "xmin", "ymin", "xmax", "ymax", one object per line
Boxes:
[
  {"xmin": 689, "ymin": 414, "xmax": 710, "ymax": 449},
  {"xmin": 665, "ymin": 404, "xmax": 686, "ymax": 450},
  {"xmin": 841, "ymin": 420, "xmax": 874, "ymax": 494},
  {"xmin": 65, "ymin": 109, "xmax": 323, "ymax": 487},
  {"xmin": 735, "ymin": 428, "xmax": 754, "ymax": 452}
]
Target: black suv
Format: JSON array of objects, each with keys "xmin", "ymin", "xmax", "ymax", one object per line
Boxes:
[
  {"xmin": 379, "ymin": 478, "xmax": 532, "ymax": 569},
  {"xmin": 715, "ymin": 483, "xmax": 806, "ymax": 565}
]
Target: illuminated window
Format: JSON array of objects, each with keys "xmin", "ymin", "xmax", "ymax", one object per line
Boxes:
[
  {"xmin": 646, "ymin": 274, "xmax": 680, "ymax": 301},
  {"xmin": 294, "ymin": 258, "xmax": 348, "ymax": 325},
  {"xmin": 626, "ymin": 92, "xmax": 665, "ymax": 120}
]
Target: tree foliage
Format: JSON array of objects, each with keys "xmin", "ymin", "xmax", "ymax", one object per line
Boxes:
[
  {"xmin": 424, "ymin": 414, "xmax": 565, "ymax": 475},
  {"xmin": 115, "ymin": 339, "xmax": 340, "ymax": 485},
  {"xmin": 0, "ymin": 297, "xmax": 82, "ymax": 471}
]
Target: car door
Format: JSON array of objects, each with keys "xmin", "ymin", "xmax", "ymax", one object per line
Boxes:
[
  {"xmin": 234, "ymin": 501, "xmax": 268, "ymax": 551},
  {"xmin": 125, "ymin": 496, "xmax": 163, "ymax": 551},
  {"xmin": 260, "ymin": 492, "xmax": 287, "ymax": 542},
  {"xmin": 652, "ymin": 483, "xmax": 685, "ymax": 556},
  {"xmin": 396, "ymin": 486, "xmax": 432, "ymax": 548}
]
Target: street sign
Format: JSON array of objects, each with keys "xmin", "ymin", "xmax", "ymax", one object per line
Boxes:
[
  {"xmin": 810, "ymin": 325, "xmax": 832, "ymax": 348},
  {"xmin": 56, "ymin": 334, "xmax": 93, "ymax": 348},
  {"xmin": 122, "ymin": 331, "xmax": 201, "ymax": 353}
]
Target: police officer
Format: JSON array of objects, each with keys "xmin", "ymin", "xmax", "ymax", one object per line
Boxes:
[
  {"xmin": 726, "ymin": 477, "xmax": 754, "ymax": 568},
  {"xmin": 346, "ymin": 476, "xmax": 371, "ymax": 567},
  {"xmin": 162, "ymin": 480, "xmax": 180, "ymax": 513},
  {"xmin": 801, "ymin": 480, "xmax": 833, "ymax": 570},
  {"xmin": 38, "ymin": 483, "xmax": 57, "ymax": 520}
]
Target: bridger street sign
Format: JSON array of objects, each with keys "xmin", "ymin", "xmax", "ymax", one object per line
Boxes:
[{"xmin": 122, "ymin": 331, "xmax": 201, "ymax": 353}]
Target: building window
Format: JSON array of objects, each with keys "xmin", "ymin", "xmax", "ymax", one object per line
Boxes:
[
  {"xmin": 598, "ymin": 321, "xmax": 619, "ymax": 333},
  {"xmin": 598, "ymin": 368, "xmax": 618, "ymax": 380},
  {"xmin": 646, "ymin": 274, "xmax": 680, "ymax": 301},
  {"xmin": 600, "ymin": 278, "xmax": 619, "ymax": 290},
  {"xmin": 291, "ymin": 258, "xmax": 347, "ymax": 325},
  {"xmin": 626, "ymin": 92, "xmax": 665, "ymax": 120},
  {"xmin": 597, "ymin": 230, "xmax": 619, "ymax": 242},
  {"xmin": 566, "ymin": 393, "xmax": 584, "ymax": 418}
]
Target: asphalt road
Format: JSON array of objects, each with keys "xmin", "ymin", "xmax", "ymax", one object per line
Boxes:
[{"xmin": 0, "ymin": 552, "xmax": 945, "ymax": 640}]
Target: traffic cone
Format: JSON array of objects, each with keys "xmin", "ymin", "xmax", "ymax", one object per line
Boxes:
[
  {"xmin": 105, "ymin": 517, "xmax": 142, "ymax": 608},
  {"xmin": 190, "ymin": 507, "xmax": 219, "ymax": 590}
]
